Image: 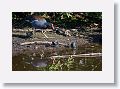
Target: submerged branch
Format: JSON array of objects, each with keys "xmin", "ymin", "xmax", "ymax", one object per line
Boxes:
[{"xmin": 49, "ymin": 53, "xmax": 102, "ymax": 59}]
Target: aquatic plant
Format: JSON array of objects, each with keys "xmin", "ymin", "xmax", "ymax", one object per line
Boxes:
[
  {"xmin": 64, "ymin": 57, "xmax": 75, "ymax": 70},
  {"xmin": 48, "ymin": 56, "xmax": 75, "ymax": 71}
]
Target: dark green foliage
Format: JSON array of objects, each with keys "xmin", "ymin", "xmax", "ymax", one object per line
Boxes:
[{"xmin": 12, "ymin": 12, "xmax": 102, "ymax": 29}]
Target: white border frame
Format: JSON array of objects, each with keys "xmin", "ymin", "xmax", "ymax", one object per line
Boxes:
[{"xmin": 0, "ymin": 0, "xmax": 114, "ymax": 83}]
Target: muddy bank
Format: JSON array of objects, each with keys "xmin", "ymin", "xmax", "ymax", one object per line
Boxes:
[{"xmin": 12, "ymin": 32, "xmax": 89, "ymax": 56}]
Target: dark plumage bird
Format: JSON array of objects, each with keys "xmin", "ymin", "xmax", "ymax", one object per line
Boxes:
[
  {"xmin": 25, "ymin": 15, "xmax": 55, "ymax": 38},
  {"xmin": 51, "ymin": 40, "xmax": 59, "ymax": 56},
  {"xmin": 26, "ymin": 31, "xmax": 33, "ymax": 38},
  {"xmin": 51, "ymin": 40, "xmax": 59, "ymax": 47},
  {"xmin": 54, "ymin": 27, "xmax": 68, "ymax": 36},
  {"xmin": 70, "ymin": 40, "xmax": 77, "ymax": 55},
  {"xmin": 55, "ymin": 27, "xmax": 64, "ymax": 35},
  {"xmin": 70, "ymin": 41, "xmax": 77, "ymax": 49}
]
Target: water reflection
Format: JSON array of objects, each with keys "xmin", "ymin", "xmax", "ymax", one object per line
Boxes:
[
  {"xmin": 31, "ymin": 60, "xmax": 47, "ymax": 67},
  {"xmin": 12, "ymin": 43, "xmax": 102, "ymax": 71}
]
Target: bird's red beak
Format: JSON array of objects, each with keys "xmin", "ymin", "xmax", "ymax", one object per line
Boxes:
[{"xmin": 51, "ymin": 24, "xmax": 55, "ymax": 30}]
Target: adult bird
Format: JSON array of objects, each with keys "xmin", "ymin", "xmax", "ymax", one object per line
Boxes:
[{"xmin": 25, "ymin": 15, "xmax": 55, "ymax": 38}]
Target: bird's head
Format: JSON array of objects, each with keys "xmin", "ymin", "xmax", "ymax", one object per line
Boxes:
[{"xmin": 46, "ymin": 23, "xmax": 55, "ymax": 30}]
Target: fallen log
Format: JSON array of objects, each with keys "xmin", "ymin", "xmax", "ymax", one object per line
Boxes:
[
  {"xmin": 49, "ymin": 53, "xmax": 102, "ymax": 59},
  {"xmin": 12, "ymin": 29, "xmax": 32, "ymax": 32},
  {"xmin": 20, "ymin": 41, "xmax": 51, "ymax": 45},
  {"xmin": 20, "ymin": 41, "xmax": 67, "ymax": 46},
  {"xmin": 12, "ymin": 29, "xmax": 53, "ymax": 32}
]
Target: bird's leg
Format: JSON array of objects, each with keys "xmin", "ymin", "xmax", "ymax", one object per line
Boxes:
[
  {"xmin": 32, "ymin": 28, "xmax": 35, "ymax": 38},
  {"xmin": 42, "ymin": 30, "xmax": 48, "ymax": 38}
]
